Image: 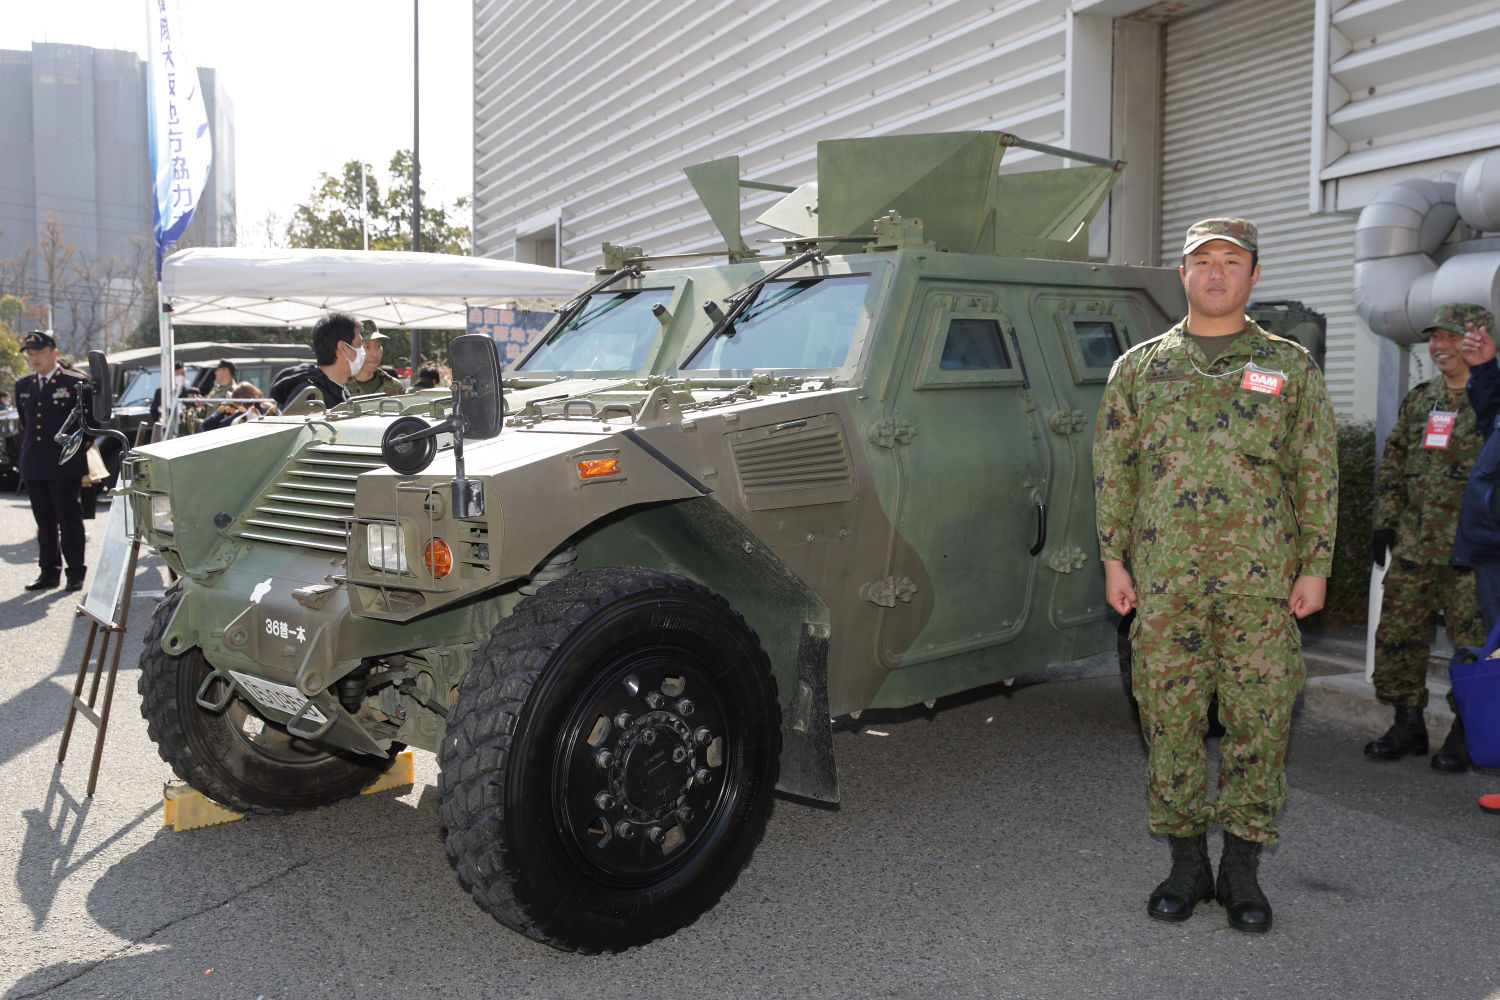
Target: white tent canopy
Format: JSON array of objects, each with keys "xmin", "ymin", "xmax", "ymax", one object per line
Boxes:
[{"xmin": 161, "ymin": 247, "xmax": 589, "ymax": 329}]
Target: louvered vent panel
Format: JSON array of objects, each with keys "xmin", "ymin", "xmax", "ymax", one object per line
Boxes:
[
  {"xmin": 732, "ymin": 413, "xmax": 854, "ymax": 511},
  {"xmin": 235, "ymin": 444, "xmax": 387, "ymax": 553}
]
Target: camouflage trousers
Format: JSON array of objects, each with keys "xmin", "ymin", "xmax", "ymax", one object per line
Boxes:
[
  {"xmin": 1131, "ymin": 593, "xmax": 1303, "ymax": 845},
  {"xmin": 1373, "ymin": 560, "xmax": 1482, "ymax": 709}
]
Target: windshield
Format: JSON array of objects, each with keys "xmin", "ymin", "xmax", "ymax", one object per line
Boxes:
[
  {"xmin": 117, "ymin": 365, "xmax": 208, "ymax": 407},
  {"xmin": 683, "ymin": 274, "xmax": 870, "ymax": 372},
  {"xmin": 516, "ymin": 288, "xmax": 672, "ymax": 373}
]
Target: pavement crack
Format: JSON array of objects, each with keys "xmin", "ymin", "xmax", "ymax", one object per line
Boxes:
[{"xmin": 13, "ymin": 855, "xmax": 319, "ymax": 999}]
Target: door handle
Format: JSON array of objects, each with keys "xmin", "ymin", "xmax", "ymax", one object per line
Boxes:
[{"xmin": 1029, "ymin": 496, "xmax": 1046, "ymax": 557}]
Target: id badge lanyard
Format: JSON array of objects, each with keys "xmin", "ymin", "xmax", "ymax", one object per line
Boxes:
[{"xmin": 1424, "ymin": 406, "xmax": 1458, "ymax": 449}]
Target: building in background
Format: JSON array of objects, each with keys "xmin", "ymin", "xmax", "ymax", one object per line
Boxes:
[
  {"xmin": 0, "ymin": 42, "xmax": 235, "ymax": 353},
  {"xmin": 471, "ymin": 0, "xmax": 1500, "ymax": 427}
]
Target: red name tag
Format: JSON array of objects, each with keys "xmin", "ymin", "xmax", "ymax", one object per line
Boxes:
[
  {"xmin": 1241, "ymin": 369, "xmax": 1285, "ymax": 395},
  {"xmin": 1425, "ymin": 411, "xmax": 1457, "ymax": 449}
]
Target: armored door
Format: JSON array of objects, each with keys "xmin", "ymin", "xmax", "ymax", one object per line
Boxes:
[{"xmin": 876, "ymin": 283, "xmax": 1061, "ymax": 668}]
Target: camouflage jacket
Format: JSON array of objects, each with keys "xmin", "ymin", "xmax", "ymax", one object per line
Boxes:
[
  {"xmin": 348, "ymin": 369, "xmax": 406, "ymax": 397},
  {"xmin": 1375, "ymin": 376, "xmax": 1479, "ymax": 564},
  {"xmin": 1093, "ymin": 318, "xmax": 1339, "ymax": 598}
]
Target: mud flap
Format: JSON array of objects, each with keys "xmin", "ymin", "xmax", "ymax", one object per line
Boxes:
[{"xmin": 776, "ymin": 623, "xmax": 840, "ymax": 803}]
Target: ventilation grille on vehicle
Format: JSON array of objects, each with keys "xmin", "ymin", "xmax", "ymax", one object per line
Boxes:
[
  {"xmin": 235, "ymin": 443, "xmax": 387, "ymax": 553},
  {"xmin": 731, "ymin": 413, "xmax": 855, "ymax": 511}
]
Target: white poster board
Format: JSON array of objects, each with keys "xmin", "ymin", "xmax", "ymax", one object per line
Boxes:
[{"xmin": 81, "ymin": 492, "xmax": 135, "ymax": 629}]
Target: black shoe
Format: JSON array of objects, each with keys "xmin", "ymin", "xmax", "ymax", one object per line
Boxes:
[
  {"xmin": 65, "ymin": 578, "xmax": 85, "ymax": 592},
  {"xmin": 1147, "ymin": 833, "xmax": 1215, "ymax": 922},
  {"xmin": 24, "ymin": 575, "xmax": 60, "ymax": 591},
  {"xmin": 1432, "ymin": 717, "xmax": 1472, "ymax": 773},
  {"xmin": 1217, "ymin": 832, "xmax": 1273, "ymax": 933},
  {"xmin": 1364, "ymin": 704, "xmax": 1428, "ymax": 759}
]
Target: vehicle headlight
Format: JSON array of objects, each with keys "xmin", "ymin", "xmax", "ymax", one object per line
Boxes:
[
  {"xmin": 366, "ymin": 523, "xmax": 409, "ymax": 573},
  {"xmin": 151, "ymin": 495, "xmax": 174, "ymax": 533}
]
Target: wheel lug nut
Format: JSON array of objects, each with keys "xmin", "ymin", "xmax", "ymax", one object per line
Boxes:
[
  {"xmin": 672, "ymin": 746, "xmax": 687, "ymax": 763},
  {"xmin": 614, "ymin": 711, "xmax": 632, "ymax": 729},
  {"xmin": 594, "ymin": 749, "xmax": 614, "ymax": 769},
  {"xmin": 595, "ymin": 791, "xmax": 615, "ymax": 810},
  {"xmin": 677, "ymin": 806, "xmax": 693, "ymax": 823},
  {"xmin": 645, "ymin": 692, "xmax": 665, "ymax": 709},
  {"xmin": 693, "ymin": 727, "xmax": 712, "ymax": 746},
  {"xmin": 695, "ymin": 767, "xmax": 713, "ymax": 786},
  {"xmin": 639, "ymin": 728, "xmax": 657, "ymax": 745},
  {"xmin": 614, "ymin": 820, "xmax": 636, "ymax": 840},
  {"xmin": 646, "ymin": 825, "xmax": 664, "ymax": 844},
  {"xmin": 676, "ymin": 698, "xmax": 694, "ymax": 716}
]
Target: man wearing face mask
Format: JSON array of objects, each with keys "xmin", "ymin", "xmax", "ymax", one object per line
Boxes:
[{"xmin": 270, "ymin": 311, "xmax": 365, "ymax": 410}]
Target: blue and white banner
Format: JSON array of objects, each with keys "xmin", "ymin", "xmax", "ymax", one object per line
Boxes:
[{"xmin": 146, "ymin": 0, "xmax": 212, "ymax": 277}]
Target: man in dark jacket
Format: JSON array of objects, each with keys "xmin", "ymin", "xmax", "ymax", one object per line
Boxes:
[
  {"xmin": 270, "ymin": 312, "xmax": 365, "ymax": 410},
  {"xmin": 14, "ymin": 331, "xmax": 90, "ymax": 591},
  {"xmin": 1458, "ymin": 307, "xmax": 1500, "ymax": 628}
]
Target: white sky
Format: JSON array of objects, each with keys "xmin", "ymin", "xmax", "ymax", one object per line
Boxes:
[{"xmin": 0, "ymin": 0, "xmax": 473, "ymax": 244}]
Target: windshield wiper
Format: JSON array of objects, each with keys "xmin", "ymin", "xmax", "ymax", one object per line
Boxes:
[
  {"xmin": 703, "ymin": 247, "xmax": 825, "ymax": 340},
  {"xmin": 540, "ymin": 264, "xmax": 643, "ymax": 346}
]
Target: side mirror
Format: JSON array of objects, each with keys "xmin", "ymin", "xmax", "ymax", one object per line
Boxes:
[
  {"xmin": 88, "ymin": 350, "xmax": 112, "ymax": 422},
  {"xmin": 448, "ymin": 334, "xmax": 503, "ymax": 441}
]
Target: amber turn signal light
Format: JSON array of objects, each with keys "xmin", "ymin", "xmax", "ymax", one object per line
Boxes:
[
  {"xmin": 424, "ymin": 538, "xmax": 453, "ymax": 578},
  {"xmin": 577, "ymin": 458, "xmax": 621, "ymax": 479}
]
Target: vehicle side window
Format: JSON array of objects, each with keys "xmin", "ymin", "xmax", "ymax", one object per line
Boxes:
[
  {"xmin": 939, "ymin": 318, "xmax": 1012, "ymax": 371},
  {"xmin": 1073, "ymin": 320, "xmax": 1122, "ymax": 370}
]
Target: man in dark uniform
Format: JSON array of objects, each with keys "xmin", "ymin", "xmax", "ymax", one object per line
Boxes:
[
  {"xmin": 270, "ymin": 311, "xmax": 364, "ymax": 410},
  {"xmin": 14, "ymin": 331, "xmax": 90, "ymax": 591}
]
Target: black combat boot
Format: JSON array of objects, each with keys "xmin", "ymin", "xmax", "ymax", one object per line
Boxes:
[
  {"xmin": 1147, "ymin": 833, "xmax": 1215, "ymax": 922},
  {"xmin": 1363, "ymin": 704, "xmax": 1428, "ymax": 760},
  {"xmin": 1431, "ymin": 715, "xmax": 1472, "ymax": 772},
  {"xmin": 1217, "ymin": 832, "xmax": 1272, "ymax": 933}
]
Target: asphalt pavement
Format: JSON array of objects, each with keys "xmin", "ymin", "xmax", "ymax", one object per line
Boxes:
[{"xmin": 2, "ymin": 490, "xmax": 1500, "ymax": 1000}]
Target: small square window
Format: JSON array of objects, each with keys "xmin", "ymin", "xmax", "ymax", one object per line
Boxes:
[
  {"xmin": 1074, "ymin": 321, "xmax": 1122, "ymax": 368},
  {"xmin": 939, "ymin": 318, "xmax": 1012, "ymax": 371}
]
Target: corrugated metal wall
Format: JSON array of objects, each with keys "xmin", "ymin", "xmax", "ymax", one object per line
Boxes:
[
  {"xmin": 1160, "ymin": 0, "xmax": 1360, "ymax": 418},
  {"xmin": 473, "ymin": 0, "xmax": 1075, "ymax": 269}
]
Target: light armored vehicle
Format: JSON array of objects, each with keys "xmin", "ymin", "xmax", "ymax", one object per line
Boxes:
[{"xmin": 125, "ymin": 131, "xmax": 1189, "ymax": 951}]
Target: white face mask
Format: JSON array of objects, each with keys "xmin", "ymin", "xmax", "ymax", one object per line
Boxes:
[
  {"xmin": 348, "ymin": 344, "xmax": 367, "ymax": 375},
  {"xmin": 174, "ymin": 374, "xmax": 186, "ymax": 388}
]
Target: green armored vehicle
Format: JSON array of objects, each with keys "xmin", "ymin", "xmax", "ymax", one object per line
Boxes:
[{"xmin": 125, "ymin": 131, "xmax": 1187, "ymax": 952}]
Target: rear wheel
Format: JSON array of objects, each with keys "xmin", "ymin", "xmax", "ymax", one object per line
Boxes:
[
  {"xmin": 439, "ymin": 567, "xmax": 780, "ymax": 952},
  {"xmin": 138, "ymin": 589, "xmax": 395, "ymax": 813}
]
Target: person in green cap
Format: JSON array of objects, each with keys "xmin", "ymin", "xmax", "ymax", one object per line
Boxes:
[
  {"xmin": 1365, "ymin": 303, "xmax": 1492, "ymax": 772},
  {"xmin": 347, "ymin": 321, "xmax": 406, "ymax": 397},
  {"xmin": 1093, "ymin": 216, "xmax": 1339, "ymax": 934}
]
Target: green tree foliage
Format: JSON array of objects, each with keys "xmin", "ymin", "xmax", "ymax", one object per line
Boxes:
[
  {"xmin": 0, "ymin": 294, "xmax": 26, "ymax": 387},
  {"xmin": 1318, "ymin": 419, "xmax": 1378, "ymax": 628},
  {"xmin": 287, "ymin": 150, "xmax": 471, "ymax": 254}
]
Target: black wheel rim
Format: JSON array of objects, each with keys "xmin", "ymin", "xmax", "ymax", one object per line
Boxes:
[{"xmin": 553, "ymin": 646, "xmax": 736, "ymax": 887}]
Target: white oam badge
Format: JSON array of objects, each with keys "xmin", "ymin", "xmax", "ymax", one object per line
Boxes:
[{"xmin": 1240, "ymin": 363, "xmax": 1287, "ymax": 395}]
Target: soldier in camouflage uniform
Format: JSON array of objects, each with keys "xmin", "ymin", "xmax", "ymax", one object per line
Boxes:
[
  {"xmin": 347, "ymin": 323, "xmax": 406, "ymax": 397},
  {"xmin": 1366, "ymin": 304, "xmax": 1491, "ymax": 771},
  {"xmin": 1094, "ymin": 217, "xmax": 1338, "ymax": 934}
]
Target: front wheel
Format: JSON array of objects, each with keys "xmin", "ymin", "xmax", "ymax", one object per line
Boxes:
[
  {"xmin": 138, "ymin": 589, "xmax": 396, "ymax": 813},
  {"xmin": 439, "ymin": 568, "xmax": 781, "ymax": 952}
]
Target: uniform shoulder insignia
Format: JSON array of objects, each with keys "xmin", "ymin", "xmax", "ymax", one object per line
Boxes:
[{"xmin": 1121, "ymin": 332, "xmax": 1168, "ymax": 359}]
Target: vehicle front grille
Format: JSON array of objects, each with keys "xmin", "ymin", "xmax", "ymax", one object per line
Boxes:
[
  {"xmin": 731, "ymin": 413, "xmax": 855, "ymax": 511},
  {"xmin": 234, "ymin": 443, "xmax": 387, "ymax": 553}
]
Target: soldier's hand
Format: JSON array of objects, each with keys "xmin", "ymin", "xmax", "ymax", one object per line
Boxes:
[
  {"xmin": 1461, "ymin": 324, "xmax": 1496, "ymax": 367},
  {"xmin": 1104, "ymin": 560, "xmax": 1137, "ymax": 616},
  {"xmin": 1289, "ymin": 575, "xmax": 1327, "ymax": 619},
  {"xmin": 1372, "ymin": 528, "xmax": 1396, "ymax": 568}
]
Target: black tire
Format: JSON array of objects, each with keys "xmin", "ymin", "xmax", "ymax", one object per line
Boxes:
[
  {"xmin": 439, "ymin": 567, "xmax": 781, "ymax": 953},
  {"xmin": 138, "ymin": 589, "xmax": 396, "ymax": 813}
]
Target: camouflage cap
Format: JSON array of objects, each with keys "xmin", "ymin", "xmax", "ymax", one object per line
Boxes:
[
  {"xmin": 1183, "ymin": 217, "xmax": 1258, "ymax": 255},
  {"xmin": 1424, "ymin": 303, "xmax": 1494, "ymax": 337},
  {"xmin": 359, "ymin": 318, "xmax": 387, "ymax": 340}
]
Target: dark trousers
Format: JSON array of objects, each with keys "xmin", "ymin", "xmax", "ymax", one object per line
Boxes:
[
  {"xmin": 1475, "ymin": 562, "xmax": 1500, "ymax": 635},
  {"xmin": 27, "ymin": 478, "xmax": 85, "ymax": 581}
]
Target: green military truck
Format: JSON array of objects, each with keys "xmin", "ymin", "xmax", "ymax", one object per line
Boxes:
[{"xmin": 123, "ymin": 131, "xmax": 1190, "ymax": 952}]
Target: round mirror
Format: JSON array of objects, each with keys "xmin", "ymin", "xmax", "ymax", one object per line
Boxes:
[{"xmin": 381, "ymin": 415, "xmax": 437, "ymax": 475}]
